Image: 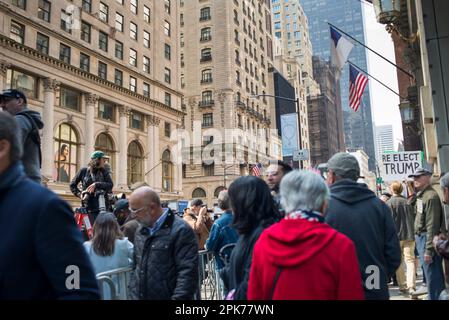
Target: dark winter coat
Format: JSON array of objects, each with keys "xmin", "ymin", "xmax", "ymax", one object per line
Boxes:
[
  {"xmin": 387, "ymin": 195, "xmax": 415, "ymax": 241},
  {"xmin": 325, "ymin": 179, "xmax": 401, "ymax": 300},
  {"xmin": 128, "ymin": 212, "xmax": 199, "ymax": 300},
  {"xmin": 0, "ymin": 162, "xmax": 99, "ymax": 299}
]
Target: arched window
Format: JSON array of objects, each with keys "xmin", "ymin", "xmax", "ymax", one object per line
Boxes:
[
  {"xmin": 192, "ymin": 188, "xmax": 206, "ymax": 198},
  {"xmin": 162, "ymin": 149, "xmax": 173, "ymax": 192},
  {"xmin": 200, "ymin": 48, "xmax": 212, "ymax": 61},
  {"xmin": 53, "ymin": 123, "xmax": 79, "ymax": 182},
  {"xmin": 200, "ymin": 27, "xmax": 211, "ymax": 41},
  {"xmin": 127, "ymin": 141, "xmax": 143, "ymax": 186},
  {"xmin": 201, "ymin": 69, "xmax": 212, "ymax": 83},
  {"xmin": 202, "ymin": 90, "xmax": 213, "ymax": 103},
  {"xmin": 95, "ymin": 133, "xmax": 115, "ymax": 181},
  {"xmin": 214, "ymin": 186, "xmax": 226, "ymax": 198}
]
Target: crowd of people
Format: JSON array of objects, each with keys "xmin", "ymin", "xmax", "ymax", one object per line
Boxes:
[{"xmin": 1, "ymin": 89, "xmax": 449, "ymax": 301}]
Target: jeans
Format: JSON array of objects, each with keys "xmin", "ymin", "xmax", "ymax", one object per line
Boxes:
[
  {"xmin": 396, "ymin": 240, "xmax": 416, "ymax": 291},
  {"xmin": 415, "ymin": 234, "xmax": 446, "ymax": 300}
]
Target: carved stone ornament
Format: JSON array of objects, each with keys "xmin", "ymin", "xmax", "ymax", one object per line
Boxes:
[
  {"xmin": 43, "ymin": 78, "xmax": 59, "ymax": 92},
  {"xmin": 84, "ymin": 93, "xmax": 99, "ymax": 105},
  {"xmin": 147, "ymin": 115, "xmax": 161, "ymax": 126},
  {"xmin": 188, "ymin": 97, "xmax": 197, "ymax": 107},
  {"xmin": 119, "ymin": 105, "xmax": 131, "ymax": 117},
  {"xmin": 0, "ymin": 60, "xmax": 10, "ymax": 76}
]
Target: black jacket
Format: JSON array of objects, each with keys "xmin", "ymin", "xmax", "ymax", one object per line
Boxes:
[
  {"xmin": 70, "ymin": 166, "xmax": 113, "ymax": 214},
  {"xmin": 128, "ymin": 212, "xmax": 199, "ymax": 300},
  {"xmin": 0, "ymin": 162, "xmax": 99, "ymax": 299},
  {"xmin": 387, "ymin": 195, "xmax": 415, "ymax": 241},
  {"xmin": 325, "ymin": 179, "xmax": 401, "ymax": 300}
]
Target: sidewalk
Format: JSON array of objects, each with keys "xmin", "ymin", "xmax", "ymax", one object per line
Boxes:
[{"xmin": 389, "ymin": 268, "xmax": 427, "ymax": 300}]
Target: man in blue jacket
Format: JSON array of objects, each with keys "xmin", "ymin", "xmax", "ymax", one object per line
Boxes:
[
  {"xmin": 324, "ymin": 152, "xmax": 401, "ymax": 300},
  {"xmin": 0, "ymin": 111, "xmax": 99, "ymax": 299}
]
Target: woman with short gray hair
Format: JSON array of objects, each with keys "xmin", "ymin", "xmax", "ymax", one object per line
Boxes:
[{"xmin": 248, "ymin": 170, "xmax": 364, "ymax": 300}]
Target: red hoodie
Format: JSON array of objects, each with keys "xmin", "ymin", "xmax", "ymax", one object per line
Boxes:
[{"xmin": 247, "ymin": 218, "xmax": 365, "ymax": 300}]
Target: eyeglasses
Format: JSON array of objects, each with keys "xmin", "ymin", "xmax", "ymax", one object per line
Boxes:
[{"xmin": 129, "ymin": 205, "xmax": 147, "ymax": 216}]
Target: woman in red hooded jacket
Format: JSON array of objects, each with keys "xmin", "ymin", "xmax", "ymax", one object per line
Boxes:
[{"xmin": 248, "ymin": 170, "xmax": 364, "ymax": 300}]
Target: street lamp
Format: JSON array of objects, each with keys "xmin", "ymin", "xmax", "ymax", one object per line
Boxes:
[
  {"xmin": 398, "ymin": 100, "xmax": 415, "ymax": 123},
  {"xmin": 251, "ymin": 94, "xmax": 303, "ymax": 169}
]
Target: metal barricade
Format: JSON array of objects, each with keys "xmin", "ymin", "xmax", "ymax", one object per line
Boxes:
[
  {"xmin": 197, "ymin": 250, "xmax": 225, "ymax": 300},
  {"xmin": 96, "ymin": 267, "xmax": 133, "ymax": 300}
]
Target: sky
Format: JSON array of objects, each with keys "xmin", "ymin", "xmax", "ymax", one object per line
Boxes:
[{"xmin": 362, "ymin": 2, "xmax": 404, "ymax": 149}]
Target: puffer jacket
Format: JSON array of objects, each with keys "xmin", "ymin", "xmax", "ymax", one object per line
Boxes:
[{"xmin": 129, "ymin": 212, "xmax": 199, "ymax": 300}]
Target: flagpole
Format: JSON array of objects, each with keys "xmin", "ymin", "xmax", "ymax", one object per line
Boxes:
[
  {"xmin": 328, "ymin": 22, "xmax": 414, "ymax": 79},
  {"xmin": 348, "ymin": 60, "xmax": 406, "ymax": 99}
]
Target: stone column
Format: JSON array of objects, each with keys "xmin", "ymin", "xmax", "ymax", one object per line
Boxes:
[
  {"xmin": 41, "ymin": 78, "xmax": 59, "ymax": 181},
  {"xmin": 0, "ymin": 60, "xmax": 10, "ymax": 90},
  {"xmin": 118, "ymin": 106, "xmax": 130, "ymax": 189},
  {"xmin": 147, "ymin": 115, "xmax": 161, "ymax": 191},
  {"xmin": 84, "ymin": 93, "xmax": 98, "ymax": 163}
]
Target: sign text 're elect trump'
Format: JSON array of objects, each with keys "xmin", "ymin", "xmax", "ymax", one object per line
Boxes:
[{"xmin": 381, "ymin": 151, "xmax": 423, "ymax": 182}]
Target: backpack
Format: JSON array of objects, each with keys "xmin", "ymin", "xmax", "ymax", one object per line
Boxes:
[{"xmin": 16, "ymin": 111, "xmax": 42, "ymax": 168}]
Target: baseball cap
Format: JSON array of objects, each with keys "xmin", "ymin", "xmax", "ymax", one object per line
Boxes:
[
  {"xmin": 408, "ymin": 167, "xmax": 432, "ymax": 178},
  {"xmin": 325, "ymin": 152, "xmax": 361, "ymax": 181},
  {"xmin": 91, "ymin": 150, "xmax": 105, "ymax": 160},
  {"xmin": 113, "ymin": 199, "xmax": 129, "ymax": 214},
  {"xmin": 0, "ymin": 89, "xmax": 27, "ymax": 104}
]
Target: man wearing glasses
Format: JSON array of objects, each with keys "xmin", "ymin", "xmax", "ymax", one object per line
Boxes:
[{"xmin": 128, "ymin": 186, "xmax": 199, "ymax": 300}]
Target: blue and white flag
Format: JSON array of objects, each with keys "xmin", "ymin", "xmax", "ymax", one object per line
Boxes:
[{"xmin": 330, "ymin": 26, "xmax": 354, "ymax": 73}]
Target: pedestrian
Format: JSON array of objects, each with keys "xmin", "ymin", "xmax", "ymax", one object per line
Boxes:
[
  {"xmin": 84, "ymin": 212, "xmax": 133, "ymax": 299},
  {"xmin": 248, "ymin": 170, "xmax": 364, "ymax": 300},
  {"xmin": 205, "ymin": 190, "xmax": 239, "ymax": 271},
  {"xmin": 128, "ymin": 187, "xmax": 198, "ymax": 300},
  {"xmin": 387, "ymin": 181, "xmax": 416, "ymax": 296},
  {"xmin": 324, "ymin": 152, "xmax": 401, "ymax": 300},
  {"xmin": 0, "ymin": 111, "xmax": 99, "ymax": 299},
  {"xmin": 221, "ymin": 176, "xmax": 278, "ymax": 300},
  {"xmin": 184, "ymin": 199, "xmax": 213, "ymax": 250},
  {"xmin": 408, "ymin": 167, "xmax": 446, "ymax": 300},
  {"xmin": 0, "ymin": 89, "xmax": 43, "ymax": 183},
  {"xmin": 113, "ymin": 199, "xmax": 139, "ymax": 244},
  {"xmin": 265, "ymin": 160, "xmax": 292, "ymax": 215},
  {"xmin": 70, "ymin": 150, "xmax": 114, "ymax": 221}
]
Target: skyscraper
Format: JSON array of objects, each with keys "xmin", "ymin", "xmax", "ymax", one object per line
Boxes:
[
  {"xmin": 300, "ymin": 0, "xmax": 376, "ymax": 170},
  {"xmin": 375, "ymin": 125, "xmax": 395, "ymax": 161}
]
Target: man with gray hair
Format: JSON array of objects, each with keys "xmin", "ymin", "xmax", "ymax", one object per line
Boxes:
[
  {"xmin": 324, "ymin": 152, "xmax": 401, "ymax": 300},
  {"xmin": 205, "ymin": 190, "xmax": 238, "ymax": 271}
]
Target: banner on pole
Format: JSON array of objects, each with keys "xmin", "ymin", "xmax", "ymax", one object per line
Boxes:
[{"xmin": 380, "ymin": 151, "xmax": 423, "ymax": 182}]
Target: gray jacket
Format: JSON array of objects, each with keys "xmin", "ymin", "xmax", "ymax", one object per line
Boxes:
[
  {"xmin": 387, "ymin": 195, "xmax": 415, "ymax": 241},
  {"xmin": 15, "ymin": 109, "xmax": 44, "ymax": 183}
]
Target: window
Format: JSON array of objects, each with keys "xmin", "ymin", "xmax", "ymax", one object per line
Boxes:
[
  {"xmin": 192, "ymin": 188, "xmax": 206, "ymax": 198},
  {"xmin": 129, "ymin": 76, "xmax": 137, "ymax": 92},
  {"xmin": 115, "ymin": 41, "xmax": 123, "ymax": 60},
  {"xmin": 202, "ymin": 90, "xmax": 213, "ymax": 103},
  {"xmin": 115, "ymin": 13, "xmax": 123, "ymax": 32},
  {"xmin": 130, "ymin": 0, "xmax": 138, "ymax": 14},
  {"xmin": 165, "ymin": 0, "xmax": 171, "ymax": 14},
  {"xmin": 53, "ymin": 123, "xmax": 79, "ymax": 182},
  {"xmin": 143, "ymin": 82, "xmax": 150, "ymax": 98},
  {"xmin": 60, "ymin": 10, "xmax": 72, "ymax": 33},
  {"xmin": 144, "ymin": 6, "xmax": 150, "ymax": 23},
  {"xmin": 99, "ymin": 2, "xmax": 108, "ymax": 23},
  {"xmin": 114, "ymin": 69, "xmax": 123, "ymax": 86},
  {"xmin": 164, "ymin": 68, "xmax": 171, "ymax": 84},
  {"xmin": 82, "ymin": 0, "xmax": 91, "ymax": 13},
  {"xmin": 60, "ymin": 86, "xmax": 81, "ymax": 111},
  {"xmin": 200, "ymin": 28, "xmax": 211, "ymax": 42},
  {"xmin": 165, "ymin": 92, "xmax": 171, "ymax": 107},
  {"xmin": 201, "ymin": 48, "xmax": 212, "ymax": 62},
  {"xmin": 164, "ymin": 44, "xmax": 171, "ymax": 60},
  {"xmin": 235, "ymin": 70, "xmax": 240, "ymax": 83},
  {"xmin": 36, "ymin": 33, "xmax": 49, "ymax": 55},
  {"xmin": 38, "ymin": 0, "xmax": 51, "ymax": 22},
  {"xmin": 59, "ymin": 44, "xmax": 71, "ymax": 64},
  {"xmin": 12, "ymin": 0, "xmax": 26, "ymax": 10},
  {"xmin": 200, "ymin": 7, "xmax": 211, "ymax": 21},
  {"xmin": 130, "ymin": 22, "xmax": 137, "ymax": 40},
  {"xmin": 98, "ymin": 61, "xmax": 107, "ymax": 80},
  {"xmin": 99, "ymin": 31, "xmax": 108, "ymax": 51},
  {"xmin": 79, "ymin": 53, "xmax": 90, "ymax": 72},
  {"xmin": 10, "ymin": 21, "xmax": 24, "ymax": 44},
  {"xmin": 127, "ymin": 141, "xmax": 143, "ymax": 185},
  {"xmin": 130, "ymin": 111, "xmax": 143, "ymax": 130},
  {"xmin": 203, "ymin": 164, "xmax": 214, "ymax": 176},
  {"xmin": 201, "ymin": 69, "xmax": 212, "ymax": 83},
  {"xmin": 202, "ymin": 113, "xmax": 213, "ymax": 127},
  {"xmin": 6, "ymin": 69, "xmax": 37, "ymax": 99},
  {"xmin": 143, "ymin": 56, "xmax": 150, "ymax": 73},
  {"xmin": 143, "ymin": 31, "xmax": 150, "ymax": 48},
  {"xmin": 81, "ymin": 21, "xmax": 91, "ymax": 43},
  {"xmin": 129, "ymin": 49, "xmax": 137, "ymax": 66},
  {"xmin": 164, "ymin": 122, "xmax": 171, "ymax": 137},
  {"xmin": 95, "ymin": 133, "xmax": 115, "ymax": 180},
  {"xmin": 164, "ymin": 21, "xmax": 170, "ymax": 36},
  {"xmin": 162, "ymin": 150, "xmax": 173, "ymax": 192}
]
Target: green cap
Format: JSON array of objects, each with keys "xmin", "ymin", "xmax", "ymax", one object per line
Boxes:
[
  {"xmin": 326, "ymin": 152, "xmax": 360, "ymax": 181},
  {"xmin": 91, "ymin": 150, "xmax": 105, "ymax": 160}
]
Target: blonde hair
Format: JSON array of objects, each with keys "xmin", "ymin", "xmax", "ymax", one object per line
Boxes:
[{"xmin": 390, "ymin": 181, "xmax": 403, "ymax": 195}]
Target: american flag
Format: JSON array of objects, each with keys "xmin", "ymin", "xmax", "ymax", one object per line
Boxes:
[
  {"xmin": 252, "ymin": 163, "xmax": 262, "ymax": 177},
  {"xmin": 349, "ymin": 64, "xmax": 369, "ymax": 112}
]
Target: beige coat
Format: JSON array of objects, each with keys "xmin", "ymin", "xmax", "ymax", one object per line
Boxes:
[{"xmin": 183, "ymin": 209, "xmax": 213, "ymax": 250}]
